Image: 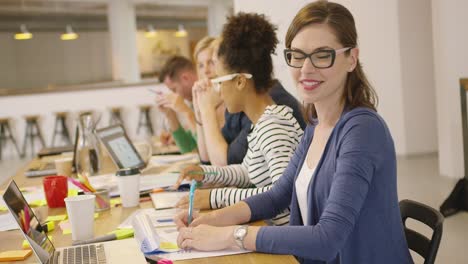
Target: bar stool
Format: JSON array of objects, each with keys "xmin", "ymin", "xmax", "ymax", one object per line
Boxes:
[
  {"xmin": 0, "ymin": 118, "xmax": 22, "ymax": 159},
  {"xmin": 109, "ymin": 107, "xmax": 124, "ymax": 126},
  {"xmin": 22, "ymin": 115, "xmax": 46, "ymax": 157},
  {"xmin": 51, "ymin": 112, "xmax": 71, "ymax": 147},
  {"xmin": 136, "ymin": 105, "xmax": 154, "ymax": 135}
]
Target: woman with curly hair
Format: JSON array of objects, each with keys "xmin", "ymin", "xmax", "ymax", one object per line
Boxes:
[
  {"xmin": 174, "ymin": 1, "xmax": 413, "ymax": 263},
  {"xmin": 174, "ymin": 12, "xmax": 304, "ymax": 226}
]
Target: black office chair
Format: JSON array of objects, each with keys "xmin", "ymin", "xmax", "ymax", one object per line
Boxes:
[{"xmin": 399, "ymin": 199, "xmax": 444, "ymax": 264}]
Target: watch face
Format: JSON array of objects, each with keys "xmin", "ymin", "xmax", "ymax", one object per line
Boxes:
[{"xmin": 236, "ymin": 227, "xmax": 247, "ymax": 238}]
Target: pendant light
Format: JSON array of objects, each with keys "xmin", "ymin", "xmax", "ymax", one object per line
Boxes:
[
  {"xmin": 14, "ymin": 24, "xmax": 33, "ymax": 40},
  {"xmin": 61, "ymin": 25, "xmax": 78, "ymax": 40},
  {"xmin": 145, "ymin": 25, "xmax": 157, "ymax": 38},
  {"xmin": 174, "ymin": 24, "xmax": 187, "ymax": 38}
]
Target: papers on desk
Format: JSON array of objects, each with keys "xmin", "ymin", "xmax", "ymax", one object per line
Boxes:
[
  {"xmin": 150, "ymin": 192, "xmax": 188, "ymax": 210},
  {"xmin": 119, "ymin": 208, "xmax": 179, "ymax": 229},
  {"xmin": 88, "ymin": 172, "xmax": 187, "ymax": 197},
  {"xmin": 149, "ymin": 153, "xmax": 199, "ymax": 165},
  {"xmin": 129, "ymin": 210, "xmax": 249, "ymax": 261}
]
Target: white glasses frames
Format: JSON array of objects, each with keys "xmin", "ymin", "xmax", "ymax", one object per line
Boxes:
[{"xmin": 210, "ymin": 73, "xmax": 253, "ymax": 92}]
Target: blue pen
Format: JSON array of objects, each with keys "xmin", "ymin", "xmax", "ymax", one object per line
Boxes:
[{"xmin": 187, "ymin": 179, "xmax": 197, "ymax": 225}]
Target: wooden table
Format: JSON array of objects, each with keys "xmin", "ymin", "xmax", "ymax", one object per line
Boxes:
[{"xmin": 0, "ymin": 155, "xmax": 298, "ymax": 264}]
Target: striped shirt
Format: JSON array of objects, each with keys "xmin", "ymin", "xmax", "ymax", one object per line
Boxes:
[{"xmin": 201, "ymin": 105, "xmax": 303, "ymax": 225}]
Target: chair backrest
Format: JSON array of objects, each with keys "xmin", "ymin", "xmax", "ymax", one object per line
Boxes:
[{"xmin": 399, "ymin": 199, "xmax": 444, "ymax": 264}]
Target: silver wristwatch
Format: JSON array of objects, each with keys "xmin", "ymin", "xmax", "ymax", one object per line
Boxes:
[{"xmin": 233, "ymin": 225, "xmax": 248, "ymax": 250}]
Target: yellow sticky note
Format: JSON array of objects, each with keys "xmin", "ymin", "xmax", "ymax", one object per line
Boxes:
[
  {"xmin": 160, "ymin": 242, "xmax": 179, "ymax": 250},
  {"xmin": 62, "ymin": 229, "xmax": 72, "ymax": 235},
  {"xmin": 94, "ymin": 213, "xmax": 99, "ymax": 219},
  {"xmin": 29, "ymin": 200, "xmax": 47, "ymax": 207},
  {"xmin": 0, "ymin": 206, "xmax": 7, "ymax": 212},
  {"xmin": 46, "ymin": 215, "xmax": 67, "ymax": 222},
  {"xmin": 68, "ymin": 189, "xmax": 79, "ymax": 197},
  {"xmin": 111, "ymin": 229, "xmax": 134, "ymax": 239},
  {"xmin": 110, "ymin": 198, "xmax": 121, "ymax": 207},
  {"xmin": 0, "ymin": 250, "xmax": 32, "ymax": 261}
]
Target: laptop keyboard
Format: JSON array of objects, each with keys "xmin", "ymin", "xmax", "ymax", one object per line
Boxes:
[{"xmin": 50, "ymin": 244, "xmax": 106, "ymax": 264}]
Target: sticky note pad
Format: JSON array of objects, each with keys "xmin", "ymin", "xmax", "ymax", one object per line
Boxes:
[
  {"xmin": 29, "ymin": 199, "xmax": 47, "ymax": 207},
  {"xmin": 0, "ymin": 250, "xmax": 32, "ymax": 261},
  {"xmin": 68, "ymin": 189, "xmax": 79, "ymax": 197},
  {"xmin": 46, "ymin": 214, "xmax": 67, "ymax": 222},
  {"xmin": 160, "ymin": 242, "xmax": 179, "ymax": 250},
  {"xmin": 111, "ymin": 229, "xmax": 134, "ymax": 239},
  {"xmin": 94, "ymin": 213, "xmax": 99, "ymax": 219}
]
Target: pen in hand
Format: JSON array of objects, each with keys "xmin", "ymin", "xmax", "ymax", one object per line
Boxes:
[{"xmin": 187, "ymin": 179, "xmax": 197, "ymax": 225}]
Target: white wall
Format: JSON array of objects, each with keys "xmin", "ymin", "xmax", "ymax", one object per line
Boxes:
[
  {"xmin": 0, "ymin": 32, "xmax": 113, "ymax": 89},
  {"xmin": 398, "ymin": 0, "xmax": 438, "ymax": 155},
  {"xmin": 432, "ymin": 0, "xmax": 468, "ymax": 178}
]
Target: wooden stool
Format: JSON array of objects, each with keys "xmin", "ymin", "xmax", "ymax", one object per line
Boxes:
[
  {"xmin": 0, "ymin": 118, "xmax": 22, "ymax": 159},
  {"xmin": 22, "ymin": 115, "xmax": 46, "ymax": 156},
  {"xmin": 109, "ymin": 107, "xmax": 124, "ymax": 126},
  {"xmin": 51, "ymin": 112, "xmax": 71, "ymax": 147},
  {"xmin": 136, "ymin": 105, "xmax": 154, "ymax": 135}
]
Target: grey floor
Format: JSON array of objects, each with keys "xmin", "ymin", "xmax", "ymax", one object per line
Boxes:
[{"xmin": 0, "ymin": 153, "xmax": 467, "ymax": 263}]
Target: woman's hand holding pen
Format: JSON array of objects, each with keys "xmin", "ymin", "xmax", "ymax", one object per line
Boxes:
[
  {"xmin": 173, "ymin": 165, "xmax": 204, "ymax": 189},
  {"xmin": 173, "ymin": 209, "xmax": 220, "ymax": 229},
  {"xmin": 175, "ymin": 189, "xmax": 210, "ymax": 209},
  {"xmin": 177, "ymin": 224, "xmax": 236, "ymax": 251}
]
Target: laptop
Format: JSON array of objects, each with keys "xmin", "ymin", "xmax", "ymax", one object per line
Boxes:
[
  {"xmin": 95, "ymin": 125, "xmax": 146, "ymax": 170},
  {"xmin": 2, "ymin": 180, "xmax": 147, "ymax": 264}
]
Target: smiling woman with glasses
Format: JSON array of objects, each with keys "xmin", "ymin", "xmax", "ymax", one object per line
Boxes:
[
  {"xmin": 174, "ymin": 1, "xmax": 413, "ymax": 264},
  {"xmin": 173, "ymin": 12, "xmax": 303, "ymax": 227}
]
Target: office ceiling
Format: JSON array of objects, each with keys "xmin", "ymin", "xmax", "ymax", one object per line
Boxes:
[{"xmin": 0, "ymin": 0, "xmax": 225, "ymax": 32}]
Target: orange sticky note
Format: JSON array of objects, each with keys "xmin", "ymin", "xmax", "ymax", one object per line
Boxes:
[{"xmin": 0, "ymin": 250, "xmax": 32, "ymax": 261}]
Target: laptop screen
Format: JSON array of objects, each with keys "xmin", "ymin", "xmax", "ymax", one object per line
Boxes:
[
  {"xmin": 95, "ymin": 125, "xmax": 145, "ymax": 169},
  {"xmin": 3, "ymin": 181, "xmax": 55, "ymax": 263}
]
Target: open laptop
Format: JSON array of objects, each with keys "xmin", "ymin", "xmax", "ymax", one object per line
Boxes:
[
  {"xmin": 95, "ymin": 125, "xmax": 146, "ymax": 170},
  {"xmin": 2, "ymin": 180, "xmax": 147, "ymax": 264}
]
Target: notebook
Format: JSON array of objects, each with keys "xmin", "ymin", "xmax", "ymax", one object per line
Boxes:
[{"xmin": 2, "ymin": 180, "xmax": 147, "ymax": 264}]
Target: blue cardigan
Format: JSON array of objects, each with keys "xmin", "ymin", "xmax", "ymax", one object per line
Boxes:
[{"xmin": 244, "ymin": 107, "xmax": 413, "ymax": 264}]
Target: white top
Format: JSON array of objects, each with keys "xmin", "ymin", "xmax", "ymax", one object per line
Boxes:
[
  {"xmin": 201, "ymin": 105, "xmax": 303, "ymax": 226},
  {"xmin": 295, "ymin": 152, "xmax": 316, "ymax": 224}
]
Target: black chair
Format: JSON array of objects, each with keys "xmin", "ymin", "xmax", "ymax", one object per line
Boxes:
[{"xmin": 400, "ymin": 199, "xmax": 444, "ymax": 264}]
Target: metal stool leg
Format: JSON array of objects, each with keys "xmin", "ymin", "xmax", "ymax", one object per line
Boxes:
[{"xmin": 145, "ymin": 109, "xmax": 154, "ymax": 135}]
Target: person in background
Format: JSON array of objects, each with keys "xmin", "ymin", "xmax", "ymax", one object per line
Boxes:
[
  {"xmin": 174, "ymin": 1, "xmax": 413, "ymax": 263},
  {"xmin": 174, "ymin": 12, "xmax": 304, "ymax": 226},
  {"xmin": 156, "ymin": 56, "xmax": 198, "ymax": 153},
  {"xmin": 193, "ymin": 40, "xmax": 306, "ymax": 167},
  {"xmin": 192, "ymin": 37, "xmax": 226, "ymax": 164}
]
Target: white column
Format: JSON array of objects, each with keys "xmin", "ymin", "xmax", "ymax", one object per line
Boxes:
[
  {"xmin": 207, "ymin": 0, "xmax": 231, "ymax": 36},
  {"xmin": 432, "ymin": 0, "xmax": 468, "ymax": 178},
  {"xmin": 107, "ymin": 0, "xmax": 140, "ymax": 83}
]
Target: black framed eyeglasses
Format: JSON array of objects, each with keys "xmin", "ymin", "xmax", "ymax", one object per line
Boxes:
[{"xmin": 283, "ymin": 47, "xmax": 352, "ymax": 69}]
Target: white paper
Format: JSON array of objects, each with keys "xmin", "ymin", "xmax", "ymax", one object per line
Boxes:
[
  {"xmin": 149, "ymin": 153, "xmax": 199, "ymax": 165},
  {"xmin": 88, "ymin": 172, "xmax": 187, "ymax": 197},
  {"xmin": 150, "ymin": 192, "xmax": 188, "ymax": 210},
  {"xmin": 119, "ymin": 208, "xmax": 179, "ymax": 229},
  {"xmin": 0, "ymin": 213, "xmax": 19, "ymax": 231},
  {"xmin": 148, "ymin": 226, "xmax": 250, "ymax": 261}
]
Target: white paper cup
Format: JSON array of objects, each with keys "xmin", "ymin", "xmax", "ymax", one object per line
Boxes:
[
  {"xmin": 65, "ymin": 195, "xmax": 95, "ymax": 241},
  {"xmin": 55, "ymin": 157, "xmax": 73, "ymax": 177},
  {"xmin": 117, "ymin": 174, "xmax": 140, "ymax": 207}
]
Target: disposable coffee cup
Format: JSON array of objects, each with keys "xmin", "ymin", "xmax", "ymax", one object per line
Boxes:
[
  {"xmin": 65, "ymin": 195, "xmax": 95, "ymax": 241},
  {"xmin": 116, "ymin": 167, "xmax": 140, "ymax": 207}
]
